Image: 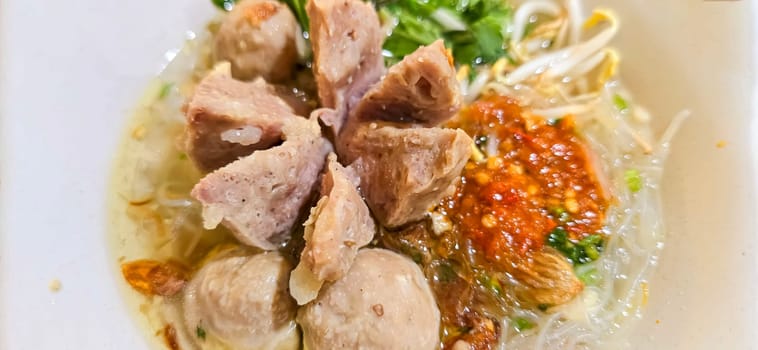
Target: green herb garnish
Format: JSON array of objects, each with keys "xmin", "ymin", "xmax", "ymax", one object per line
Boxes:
[
  {"xmin": 548, "ymin": 206, "xmax": 570, "ymax": 223},
  {"xmin": 282, "ymin": 0, "xmax": 309, "ymax": 32},
  {"xmin": 437, "ymin": 262, "xmax": 457, "ymax": 283},
  {"xmin": 380, "ymin": 0, "xmax": 513, "ymax": 66},
  {"xmin": 613, "ymin": 93, "xmax": 629, "ymax": 112},
  {"xmin": 513, "ymin": 317, "xmax": 534, "ymax": 331},
  {"xmin": 478, "ymin": 273, "xmax": 503, "ymax": 295},
  {"xmin": 546, "ymin": 228, "xmax": 604, "ymax": 265},
  {"xmin": 624, "ymin": 169, "xmax": 643, "ymax": 193},
  {"xmin": 547, "ymin": 117, "xmax": 563, "ymax": 126},
  {"xmin": 196, "ymin": 326, "xmax": 207, "ymax": 340},
  {"xmin": 574, "ymin": 264, "xmax": 600, "ymax": 285},
  {"xmin": 158, "ymin": 82, "xmax": 173, "ymax": 100}
]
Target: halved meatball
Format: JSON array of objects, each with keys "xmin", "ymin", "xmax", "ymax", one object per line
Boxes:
[
  {"xmin": 298, "ymin": 248, "xmax": 440, "ymax": 350},
  {"xmin": 307, "ymin": 0, "xmax": 384, "ymax": 132},
  {"xmin": 191, "ymin": 118, "xmax": 332, "ymax": 250},
  {"xmin": 183, "ymin": 252, "xmax": 299, "ymax": 350},
  {"xmin": 214, "ymin": 0, "xmax": 299, "ymax": 82},
  {"xmin": 350, "ymin": 40, "xmax": 461, "ymax": 126},
  {"xmin": 184, "ymin": 63, "xmax": 300, "ymax": 172},
  {"xmin": 338, "ymin": 122, "xmax": 473, "ymax": 228}
]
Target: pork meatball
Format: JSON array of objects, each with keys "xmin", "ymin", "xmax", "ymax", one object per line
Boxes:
[
  {"xmin": 183, "ymin": 252, "xmax": 299, "ymax": 350},
  {"xmin": 298, "ymin": 248, "xmax": 440, "ymax": 350},
  {"xmin": 214, "ymin": 0, "xmax": 299, "ymax": 82}
]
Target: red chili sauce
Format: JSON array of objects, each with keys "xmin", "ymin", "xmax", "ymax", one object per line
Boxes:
[
  {"xmin": 444, "ymin": 95, "xmax": 608, "ymax": 267},
  {"xmin": 379, "ymin": 95, "xmax": 609, "ymax": 349}
]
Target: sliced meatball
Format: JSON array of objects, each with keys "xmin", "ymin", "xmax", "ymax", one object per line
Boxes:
[
  {"xmin": 307, "ymin": 0, "xmax": 384, "ymax": 132},
  {"xmin": 214, "ymin": 0, "xmax": 299, "ymax": 82},
  {"xmin": 185, "ymin": 63, "xmax": 301, "ymax": 172},
  {"xmin": 338, "ymin": 122, "xmax": 473, "ymax": 227},
  {"xmin": 184, "ymin": 252, "xmax": 299, "ymax": 350},
  {"xmin": 298, "ymin": 248, "xmax": 440, "ymax": 350},
  {"xmin": 191, "ymin": 118, "xmax": 332, "ymax": 250},
  {"xmin": 289, "ymin": 153, "xmax": 376, "ymax": 305},
  {"xmin": 351, "ymin": 40, "xmax": 461, "ymax": 126}
]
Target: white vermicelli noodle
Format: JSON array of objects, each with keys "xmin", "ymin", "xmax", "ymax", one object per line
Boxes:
[{"xmin": 466, "ymin": 0, "xmax": 687, "ymax": 348}]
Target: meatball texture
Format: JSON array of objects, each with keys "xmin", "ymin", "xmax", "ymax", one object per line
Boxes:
[
  {"xmin": 183, "ymin": 252, "xmax": 299, "ymax": 350},
  {"xmin": 214, "ymin": 0, "xmax": 299, "ymax": 82},
  {"xmin": 298, "ymin": 248, "xmax": 440, "ymax": 350}
]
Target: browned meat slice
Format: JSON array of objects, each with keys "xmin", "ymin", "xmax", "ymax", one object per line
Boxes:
[
  {"xmin": 120, "ymin": 260, "xmax": 188, "ymax": 297},
  {"xmin": 298, "ymin": 248, "xmax": 440, "ymax": 350},
  {"xmin": 184, "ymin": 64, "xmax": 301, "ymax": 172},
  {"xmin": 191, "ymin": 118, "xmax": 332, "ymax": 250},
  {"xmin": 339, "ymin": 122, "xmax": 473, "ymax": 227},
  {"xmin": 184, "ymin": 252, "xmax": 300, "ymax": 349},
  {"xmin": 307, "ymin": 0, "xmax": 384, "ymax": 132},
  {"xmin": 351, "ymin": 40, "xmax": 461, "ymax": 126},
  {"xmin": 290, "ymin": 153, "xmax": 376, "ymax": 305},
  {"xmin": 213, "ymin": 0, "xmax": 299, "ymax": 82}
]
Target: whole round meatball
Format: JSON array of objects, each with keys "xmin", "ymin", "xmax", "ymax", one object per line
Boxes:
[
  {"xmin": 214, "ymin": 0, "xmax": 299, "ymax": 82},
  {"xmin": 183, "ymin": 252, "xmax": 299, "ymax": 350},
  {"xmin": 298, "ymin": 248, "xmax": 440, "ymax": 350}
]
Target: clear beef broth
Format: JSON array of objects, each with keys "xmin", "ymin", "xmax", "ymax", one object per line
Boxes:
[
  {"xmin": 112, "ymin": 0, "xmax": 672, "ymax": 348},
  {"xmin": 112, "ymin": 30, "xmax": 593, "ymax": 350},
  {"xmin": 377, "ymin": 224, "xmax": 508, "ymax": 349},
  {"xmin": 110, "ymin": 24, "xmax": 319, "ymax": 349}
]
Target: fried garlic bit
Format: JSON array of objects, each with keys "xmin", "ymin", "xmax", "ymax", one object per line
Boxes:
[{"xmin": 48, "ymin": 279, "xmax": 62, "ymax": 292}]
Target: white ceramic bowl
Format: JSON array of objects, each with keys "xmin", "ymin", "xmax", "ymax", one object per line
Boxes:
[{"xmin": 0, "ymin": 0, "xmax": 756, "ymax": 349}]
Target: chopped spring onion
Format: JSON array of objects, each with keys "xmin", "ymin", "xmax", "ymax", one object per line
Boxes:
[
  {"xmin": 283, "ymin": 0, "xmax": 310, "ymax": 32},
  {"xmin": 196, "ymin": 326, "xmax": 207, "ymax": 340},
  {"xmin": 478, "ymin": 273, "xmax": 503, "ymax": 296},
  {"xmin": 548, "ymin": 206, "xmax": 570, "ymax": 222},
  {"xmin": 613, "ymin": 93, "xmax": 629, "ymax": 112},
  {"xmin": 158, "ymin": 82, "xmax": 173, "ymax": 100},
  {"xmin": 437, "ymin": 262, "xmax": 458, "ymax": 283},
  {"xmin": 513, "ymin": 317, "xmax": 535, "ymax": 331},
  {"xmin": 546, "ymin": 228, "xmax": 604, "ymax": 265},
  {"xmin": 574, "ymin": 264, "xmax": 600, "ymax": 285},
  {"xmin": 624, "ymin": 169, "xmax": 643, "ymax": 193}
]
